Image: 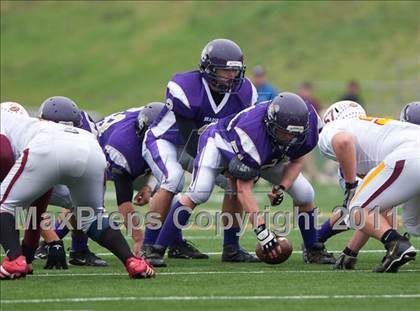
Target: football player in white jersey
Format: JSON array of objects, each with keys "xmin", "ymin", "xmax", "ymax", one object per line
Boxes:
[
  {"xmin": 318, "ymin": 100, "xmax": 419, "ymax": 272},
  {"xmin": 1, "ymin": 101, "xmax": 29, "ymax": 117},
  {"xmin": 0, "ymin": 111, "xmax": 155, "ymax": 279}
]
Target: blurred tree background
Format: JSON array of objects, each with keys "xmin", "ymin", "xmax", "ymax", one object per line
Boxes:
[{"xmin": 1, "ymin": 1, "xmax": 419, "ymax": 117}]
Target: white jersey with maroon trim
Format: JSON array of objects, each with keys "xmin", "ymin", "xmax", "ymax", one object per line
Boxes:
[{"xmin": 319, "ymin": 116, "xmax": 420, "ymax": 177}]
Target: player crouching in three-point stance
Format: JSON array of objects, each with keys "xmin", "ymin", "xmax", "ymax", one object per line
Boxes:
[
  {"xmin": 318, "ymin": 100, "xmax": 419, "ymax": 272},
  {"xmin": 154, "ymin": 92, "xmax": 334, "ymax": 264},
  {"xmin": 0, "ymin": 110, "xmax": 155, "ymax": 279}
]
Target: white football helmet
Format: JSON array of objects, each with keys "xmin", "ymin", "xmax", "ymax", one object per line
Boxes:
[
  {"xmin": 323, "ymin": 100, "xmax": 366, "ymax": 125},
  {"xmin": 1, "ymin": 101, "xmax": 29, "ymax": 117}
]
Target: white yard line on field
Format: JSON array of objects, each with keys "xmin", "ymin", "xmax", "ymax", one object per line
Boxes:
[
  {"xmin": 2, "ymin": 294, "xmax": 420, "ymax": 304},
  {"xmin": 92, "ymin": 249, "xmax": 419, "ymax": 256},
  {"xmin": 24, "ymin": 269, "xmax": 420, "ymax": 278}
]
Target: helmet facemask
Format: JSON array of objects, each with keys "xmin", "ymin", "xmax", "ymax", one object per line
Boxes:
[
  {"xmin": 265, "ymin": 117, "xmax": 308, "ymax": 152},
  {"xmin": 201, "ymin": 63, "xmax": 245, "ymax": 94}
]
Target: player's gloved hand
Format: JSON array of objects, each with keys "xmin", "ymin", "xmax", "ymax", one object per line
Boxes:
[
  {"xmin": 254, "ymin": 224, "xmax": 278, "ymax": 251},
  {"xmin": 44, "ymin": 240, "xmax": 68, "ymax": 270},
  {"xmin": 268, "ymin": 185, "xmax": 285, "ymax": 206},
  {"xmin": 343, "ymin": 181, "xmax": 358, "ymax": 209}
]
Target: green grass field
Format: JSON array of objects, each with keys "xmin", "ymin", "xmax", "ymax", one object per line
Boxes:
[
  {"xmin": 1, "ymin": 1, "xmax": 420, "ymax": 115},
  {"xmin": 1, "ymin": 183, "xmax": 419, "ymax": 311}
]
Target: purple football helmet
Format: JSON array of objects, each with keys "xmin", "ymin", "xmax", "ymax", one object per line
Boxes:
[
  {"xmin": 400, "ymin": 102, "xmax": 420, "ymax": 125},
  {"xmin": 199, "ymin": 38, "xmax": 245, "ymax": 93},
  {"xmin": 137, "ymin": 102, "xmax": 165, "ymax": 137},
  {"xmin": 39, "ymin": 96, "xmax": 82, "ymax": 127},
  {"xmin": 264, "ymin": 92, "xmax": 309, "ymax": 150}
]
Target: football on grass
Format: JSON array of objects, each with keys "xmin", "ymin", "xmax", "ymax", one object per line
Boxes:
[{"xmin": 255, "ymin": 236, "xmax": 293, "ymax": 265}]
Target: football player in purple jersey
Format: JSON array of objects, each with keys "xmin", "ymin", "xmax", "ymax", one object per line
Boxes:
[
  {"xmin": 154, "ymin": 92, "xmax": 335, "ymax": 265},
  {"xmin": 142, "ymin": 39, "xmax": 259, "ymax": 265}
]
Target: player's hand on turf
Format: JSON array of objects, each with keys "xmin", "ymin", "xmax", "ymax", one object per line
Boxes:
[
  {"xmin": 44, "ymin": 240, "xmax": 68, "ymax": 269},
  {"xmin": 254, "ymin": 224, "xmax": 279, "ymax": 259},
  {"xmin": 133, "ymin": 185, "xmax": 152, "ymax": 206},
  {"xmin": 268, "ymin": 185, "xmax": 285, "ymax": 206},
  {"xmin": 343, "ymin": 181, "xmax": 358, "ymax": 209}
]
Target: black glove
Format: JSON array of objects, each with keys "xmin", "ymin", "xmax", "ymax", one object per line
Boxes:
[
  {"xmin": 269, "ymin": 185, "xmax": 285, "ymax": 206},
  {"xmin": 44, "ymin": 240, "xmax": 68, "ymax": 270},
  {"xmin": 343, "ymin": 181, "xmax": 358, "ymax": 209},
  {"xmin": 254, "ymin": 224, "xmax": 277, "ymax": 253}
]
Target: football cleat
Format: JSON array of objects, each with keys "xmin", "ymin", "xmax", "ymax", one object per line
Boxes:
[
  {"xmin": 334, "ymin": 252, "xmax": 357, "ymax": 270},
  {"xmin": 301, "ymin": 242, "xmax": 336, "ymax": 264},
  {"xmin": 168, "ymin": 240, "xmax": 209, "ymax": 259},
  {"xmin": 222, "ymin": 245, "xmax": 260, "ymax": 263},
  {"xmin": 34, "ymin": 240, "xmax": 48, "ymax": 260},
  {"xmin": 69, "ymin": 249, "xmax": 107, "ymax": 267},
  {"xmin": 125, "ymin": 256, "xmax": 155, "ymax": 279},
  {"xmin": 373, "ymin": 234, "xmax": 416, "ymax": 273},
  {"xmin": 0, "ymin": 256, "xmax": 29, "ymax": 280},
  {"xmin": 140, "ymin": 245, "xmax": 167, "ymax": 267}
]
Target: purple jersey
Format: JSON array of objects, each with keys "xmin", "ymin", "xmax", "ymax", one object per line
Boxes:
[
  {"xmin": 149, "ymin": 70, "xmax": 257, "ymax": 144},
  {"xmin": 97, "ymin": 108, "xmax": 148, "ymax": 179},
  {"xmin": 214, "ymin": 102, "xmax": 319, "ymax": 169},
  {"xmin": 80, "ymin": 111, "xmax": 99, "ymax": 138}
]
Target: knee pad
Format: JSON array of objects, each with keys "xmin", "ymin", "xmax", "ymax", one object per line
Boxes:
[
  {"xmin": 186, "ymin": 188, "xmax": 212, "ymax": 205},
  {"xmin": 161, "ymin": 168, "xmax": 185, "ymax": 194},
  {"xmin": 289, "ymin": 179, "xmax": 315, "ymax": 206}
]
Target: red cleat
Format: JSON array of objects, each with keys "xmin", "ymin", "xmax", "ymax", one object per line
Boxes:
[
  {"xmin": 0, "ymin": 256, "xmax": 29, "ymax": 280},
  {"xmin": 125, "ymin": 256, "xmax": 155, "ymax": 279}
]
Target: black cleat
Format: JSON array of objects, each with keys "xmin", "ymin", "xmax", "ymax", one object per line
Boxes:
[
  {"xmin": 222, "ymin": 245, "xmax": 260, "ymax": 263},
  {"xmin": 69, "ymin": 250, "xmax": 107, "ymax": 267},
  {"xmin": 374, "ymin": 234, "xmax": 416, "ymax": 273},
  {"xmin": 140, "ymin": 245, "xmax": 167, "ymax": 268},
  {"xmin": 168, "ymin": 240, "xmax": 209, "ymax": 259},
  {"xmin": 302, "ymin": 242, "xmax": 336, "ymax": 264},
  {"xmin": 334, "ymin": 252, "xmax": 357, "ymax": 270},
  {"xmin": 34, "ymin": 240, "xmax": 48, "ymax": 260}
]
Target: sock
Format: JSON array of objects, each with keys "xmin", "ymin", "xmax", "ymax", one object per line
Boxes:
[
  {"xmin": 54, "ymin": 220, "xmax": 70, "ymax": 239},
  {"xmin": 223, "ymin": 227, "xmax": 240, "ymax": 249},
  {"xmin": 0, "ymin": 213, "xmax": 21, "ymax": 260},
  {"xmin": 155, "ymin": 200, "xmax": 191, "ymax": 247},
  {"xmin": 317, "ymin": 219, "xmax": 346, "ymax": 243},
  {"xmin": 143, "ymin": 227, "xmax": 161, "ymax": 245},
  {"xmin": 381, "ymin": 229, "xmax": 402, "ymax": 244},
  {"xmin": 98, "ymin": 227, "xmax": 133, "ymax": 263},
  {"xmin": 298, "ymin": 209, "xmax": 317, "ymax": 249},
  {"xmin": 71, "ymin": 232, "xmax": 89, "ymax": 252},
  {"xmin": 343, "ymin": 246, "xmax": 359, "ymax": 257}
]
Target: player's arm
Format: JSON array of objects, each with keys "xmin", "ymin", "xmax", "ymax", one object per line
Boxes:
[
  {"xmin": 331, "ymin": 132, "xmax": 357, "ymax": 183},
  {"xmin": 331, "ymin": 132, "xmax": 358, "ymax": 207},
  {"xmin": 235, "ymin": 178, "xmax": 281, "ymax": 258},
  {"xmin": 113, "ymin": 171, "xmax": 143, "ymax": 255},
  {"xmin": 278, "ymin": 156, "xmax": 305, "ymax": 190}
]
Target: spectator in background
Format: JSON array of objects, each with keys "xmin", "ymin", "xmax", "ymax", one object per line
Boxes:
[
  {"xmin": 252, "ymin": 65, "xmax": 278, "ymax": 103},
  {"xmin": 340, "ymin": 80, "xmax": 364, "ymax": 106},
  {"xmin": 297, "ymin": 81, "xmax": 321, "ymax": 113},
  {"xmin": 297, "ymin": 81, "xmax": 322, "ymax": 183}
]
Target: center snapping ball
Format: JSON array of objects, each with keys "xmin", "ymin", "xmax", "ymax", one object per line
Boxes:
[{"xmin": 255, "ymin": 236, "xmax": 293, "ymax": 265}]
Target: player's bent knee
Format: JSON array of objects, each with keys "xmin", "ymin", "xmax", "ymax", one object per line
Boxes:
[
  {"xmin": 187, "ymin": 190, "xmax": 212, "ymax": 205},
  {"xmin": 161, "ymin": 170, "xmax": 185, "ymax": 194}
]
